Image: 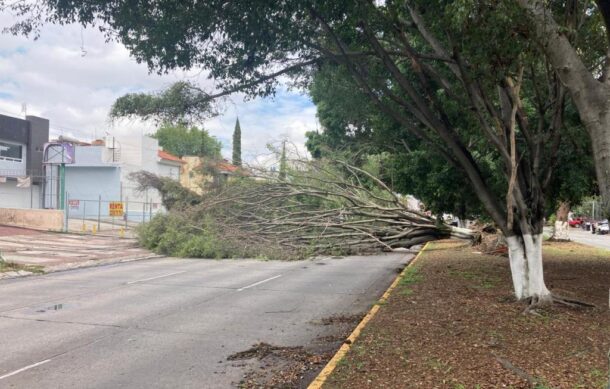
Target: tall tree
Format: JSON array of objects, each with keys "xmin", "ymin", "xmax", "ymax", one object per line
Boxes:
[
  {"xmin": 152, "ymin": 123, "xmax": 222, "ymax": 159},
  {"xmin": 278, "ymin": 140, "xmax": 288, "ymax": 181},
  {"xmin": 515, "ymin": 0, "xmax": 610, "ymax": 217},
  {"xmin": 3, "ymin": 0, "xmax": 597, "ymax": 305},
  {"xmin": 232, "ymin": 118, "xmax": 242, "ymax": 167}
]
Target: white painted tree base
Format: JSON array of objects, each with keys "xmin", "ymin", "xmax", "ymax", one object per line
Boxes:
[
  {"xmin": 505, "ymin": 233, "xmax": 551, "ymax": 301},
  {"xmin": 553, "ymin": 221, "xmax": 570, "ymax": 240}
]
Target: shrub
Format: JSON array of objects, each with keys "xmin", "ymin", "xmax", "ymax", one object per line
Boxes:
[{"xmin": 137, "ymin": 212, "xmax": 290, "ymax": 259}]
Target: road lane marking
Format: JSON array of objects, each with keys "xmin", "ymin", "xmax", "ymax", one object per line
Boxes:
[
  {"xmin": 0, "ymin": 359, "xmax": 51, "ymax": 380},
  {"xmin": 126, "ymin": 271, "xmax": 186, "ymax": 285},
  {"xmin": 237, "ymin": 275, "xmax": 282, "ymax": 291}
]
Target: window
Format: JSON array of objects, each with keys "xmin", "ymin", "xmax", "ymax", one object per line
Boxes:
[{"xmin": 0, "ymin": 141, "xmax": 23, "ymax": 161}]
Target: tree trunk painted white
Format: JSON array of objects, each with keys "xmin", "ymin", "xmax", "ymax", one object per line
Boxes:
[
  {"xmin": 505, "ymin": 234, "xmax": 551, "ymax": 302},
  {"xmin": 553, "ymin": 221, "xmax": 569, "ymax": 240}
]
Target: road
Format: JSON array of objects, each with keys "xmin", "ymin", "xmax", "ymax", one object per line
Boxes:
[
  {"xmin": 0, "ymin": 252, "xmax": 412, "ymax": 388},
  {"xmin": 567, "ymin": 228, "xmax": 610, "ymax": 250}
]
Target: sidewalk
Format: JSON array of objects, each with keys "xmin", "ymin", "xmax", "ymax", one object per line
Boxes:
[{"xmin": 0, "ymin": 226, "xmax": 159, "ymax": 278}]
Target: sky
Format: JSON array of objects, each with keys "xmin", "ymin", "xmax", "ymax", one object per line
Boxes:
[{"xmin": 0, "ymin": 14, "xmax": 320, "ymax": 164}]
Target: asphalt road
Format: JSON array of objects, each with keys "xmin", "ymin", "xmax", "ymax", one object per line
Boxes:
[
  {"xmin": 0, "ymin": 252, "xmax": 412, "ymax": 388},
  {"xmin": 567, "ymin": 228, "xmax": 610, "ymax": 250}
]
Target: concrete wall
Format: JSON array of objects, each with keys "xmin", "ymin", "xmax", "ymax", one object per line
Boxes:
[{"xmin": 0, "ymin": 207, "xmax": 63, "ymax": 231}]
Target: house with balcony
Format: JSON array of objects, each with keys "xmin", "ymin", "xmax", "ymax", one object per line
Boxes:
[{"xmin": 0, "ymin": 114, "xmax": 49, "ymax": 209}]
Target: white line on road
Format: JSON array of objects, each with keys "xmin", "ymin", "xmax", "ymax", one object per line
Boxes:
[
  {"xmin": 237, "ymin": 275, "xmax": 282, "ymax": 292},
  {"xmin": 126, "ymin": 271, "xmax": 186, "ymax": 285},
  {"xmin": 0, "ymin": 359, "xmax": 51, "ymax": 380}
]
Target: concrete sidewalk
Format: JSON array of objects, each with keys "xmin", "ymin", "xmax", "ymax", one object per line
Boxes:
[{"xmin": 0, "ymin": 227, "xmax": 158, "ymax": 277}]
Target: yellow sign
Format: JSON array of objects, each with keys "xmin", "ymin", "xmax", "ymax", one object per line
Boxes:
[{"xmin": 109, "ymin": 201, "xmax": 124, "ymax": 217}]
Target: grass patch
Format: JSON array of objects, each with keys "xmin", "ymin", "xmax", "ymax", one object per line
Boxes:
[
  {"xmin": 447, "ymin": 269, "xmax": 499, "ymax": 289},
  {"xmin": 397, "ymin": 265, "xmax": 423, "ymax": 296},
  {"xmin": 0, "ymin": 260, "xmax": 44, "ymax": 274},
  {"xmin": 542, "ymin": 241, "xmax": 610, "ymax": 258}
]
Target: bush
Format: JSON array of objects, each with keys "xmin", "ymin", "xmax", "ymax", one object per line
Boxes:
[{"xmin": 137, "ymin": 212, "xmax": 289, "ymax": 259}]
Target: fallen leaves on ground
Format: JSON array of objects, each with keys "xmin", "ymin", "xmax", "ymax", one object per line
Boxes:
[{"xmin": 324, "ymin": 240, "xmax": 610, "ymax": 389}]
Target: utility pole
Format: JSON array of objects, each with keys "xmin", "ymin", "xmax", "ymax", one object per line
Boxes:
[{"xmin": 59, "ymin": 145, "xmax": 66, "ymax": 210}]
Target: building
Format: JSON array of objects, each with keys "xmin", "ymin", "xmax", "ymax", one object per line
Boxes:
[
  {"xmin": 180, "ymin": 156, "xmax": 206, "ymax": 194},
  {"xmin": 157, "ymin": 150, "xmax": 183, "ymax": 181},
  {"xmin": 42, "ymin": 132, "xmax": 184, "ymax": 223},
  {"xmin": 117, "ymin": 134, "xmax": 184, "ymax": 207},
  {"xmin": 179, "ymin": 156, "xmax": 241, "ymax": 194},
  {"xmin": 44, "ymin": 143, "xmax": 121, "ymax": 214},
  {"xmin": 0, "ymin": 114, "xmax": 49, "ymax": 209}
]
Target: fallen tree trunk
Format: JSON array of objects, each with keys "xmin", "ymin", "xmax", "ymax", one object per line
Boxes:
[{"xmin": 191, "ymin": 158, "xmax": 479, "ymax": 255}]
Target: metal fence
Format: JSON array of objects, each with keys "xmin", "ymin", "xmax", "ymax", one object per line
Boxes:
[{"xmin": 64, "ymin": 195, "xmax": 162, "ymax": 236}]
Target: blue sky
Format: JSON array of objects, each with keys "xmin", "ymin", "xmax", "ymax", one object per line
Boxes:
[{"xmin": 0, "ymin": 15, "xmax": 319, "ymax": 163}]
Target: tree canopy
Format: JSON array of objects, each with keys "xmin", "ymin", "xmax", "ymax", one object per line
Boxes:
[
  {"xmin": 110, "ymin": 81, "xmax": 218, "ymax": 124},
  {"xmin": 152, "ymin": 123, "xmax": 222, "ymax": 159}
]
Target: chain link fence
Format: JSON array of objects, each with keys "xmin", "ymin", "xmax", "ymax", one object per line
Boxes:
[
  {"xmin": 1, "ymin": 169, "xmax": 165, "ymax": 237},
  {"xmin": 63, "ymin": 195, "xmax": 162, "ymax": 237}
]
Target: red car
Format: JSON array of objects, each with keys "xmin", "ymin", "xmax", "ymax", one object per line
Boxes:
[{"xmin": 568, "ymin": 217, "xmax": 583, "ymax": 227}]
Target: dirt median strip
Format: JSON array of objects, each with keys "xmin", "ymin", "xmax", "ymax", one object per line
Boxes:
[{"xmin": 307, "ymin": 243, "xmax": 429, "ymax": 389}]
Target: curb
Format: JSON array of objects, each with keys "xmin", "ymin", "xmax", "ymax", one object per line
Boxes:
[
  {"xmin": 0, "ymin": 254, "xmax": 164, "ymax": 281},
  {"xmin": 307, "ymin": 242, "xmax": 431, "ymax": 389}
]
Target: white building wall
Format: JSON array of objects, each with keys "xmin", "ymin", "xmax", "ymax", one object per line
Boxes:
[
  {"xmin": 115, "ymin": 134, "xmax": 175, "ymax": 212},
  {"xmin": 0, "ymin": 181, "xmax": 41, "ymax": 209},
  {"xmin": 94, "ymin": 134, "xmax": 183, "ymax": 220},
  {"xmin": 157, "ymin": 163, "xmax": 180, "ymax": 180}
]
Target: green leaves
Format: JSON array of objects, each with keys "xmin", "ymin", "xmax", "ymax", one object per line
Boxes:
[
  {"xmin": 110, "ymin": 81, "xmax": 217, "ymax": 124},
  {"xmin": 152, "ymin": 123, "xmax": 222, "ymax": 159},
  {"xmin": 232, "ymin": 118, "xmax": 242, "ymax": 167}
]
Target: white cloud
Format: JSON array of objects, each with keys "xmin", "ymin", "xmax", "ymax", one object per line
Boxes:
[{"xmin": 0, "ymin": 15, "xmax": 318, "ymax": 162}]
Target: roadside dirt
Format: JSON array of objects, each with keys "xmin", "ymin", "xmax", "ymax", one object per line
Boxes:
[
  {"xmin": 0, "ymin": 225, "xmax": 43, "ymax": 236},
  {"xmin": 230, "ymin": 314, "xmax": 364, "ymax": 388},
  {"xmin": 324, "ymin": 240, "xmax": 610, "ymax": 388}
]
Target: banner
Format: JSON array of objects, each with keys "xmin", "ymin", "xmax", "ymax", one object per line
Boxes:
[{"xmin": 16, "ymin": 176, "xmax": 30, "ymax": 188}]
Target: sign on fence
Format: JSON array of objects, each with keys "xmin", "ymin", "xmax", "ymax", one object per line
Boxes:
[
  {"xmin": 68, "ymin": 199, "xmax": 80, "ymax": 209},
  {"xmin": 109, "ymin": 201, "xmax": 124, "ymax": 217}
]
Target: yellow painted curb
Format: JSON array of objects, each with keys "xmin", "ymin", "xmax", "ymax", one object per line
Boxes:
[{"xmin": 307, "ymin": 242, "xmax": 431, "ymax": 389}]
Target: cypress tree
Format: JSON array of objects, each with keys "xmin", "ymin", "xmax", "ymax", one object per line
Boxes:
[
  {"xmin": 232, "ymin": 118, "xmax": 242, "ymax": 166},
  {"xmin": 279, "ymin": 140, "xmax": 287, "ymax": 180}
]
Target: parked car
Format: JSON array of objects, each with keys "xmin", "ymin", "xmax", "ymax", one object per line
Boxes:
[
  {"xmin": 596, "ymin": 219, "xmax": 609, "ymax": 235},
  {"xmin": 568, "ymin": 217, "xmax": 583, "ymax": 227}
]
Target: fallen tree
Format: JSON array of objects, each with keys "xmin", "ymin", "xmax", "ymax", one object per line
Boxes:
[
  {"xmin": 133, "ymin": 157, "xmax": 477, "ymax": 259},
  {"xmin": 201, "ymin": 159, "xmax": 476, "ymax": 253}
]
